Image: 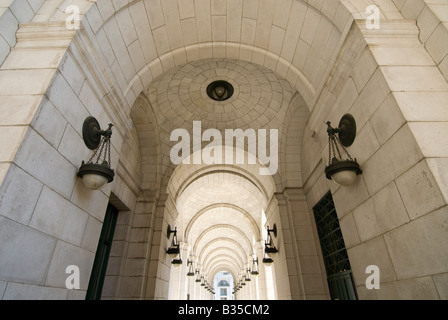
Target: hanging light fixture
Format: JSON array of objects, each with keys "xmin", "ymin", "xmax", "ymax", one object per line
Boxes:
[
  {"xmin": 251, "ymin": 257, "xmax": 259, "ymax": 275},
  {"xmin": 195, "ymin": 269, "xmax": 201, "ymax": 283},
  {"xmin": 78, "ymin": 117, "xmax": 115, "ymax": 190},
  {"xmin": 166, "ymin": 225, "xmax": 180, "ymax": 255},
  {"xmin": 265, "ymin": 224, "xmax": 279, "ymax": 254},
  {"xmin": 206, "ymin": 80, "xmax": 234, "ymax": 101},
  {"xmin": 200, "ymin": 275, "xmax": 206, "ymax": 287},
  {"xmin": 187, "ymin": 259, "xmax": 195, "ymax": 276},
  {"xmin": 245, "ymin": 267, "xmax": 252, "ymax": 282},
  {"xmin": 325, "ymin": 114, "xmax": 362, "ymax": 186},
  {"xmin": 166, "ymin": 225, "xmax": 182, "ymax": 265}
]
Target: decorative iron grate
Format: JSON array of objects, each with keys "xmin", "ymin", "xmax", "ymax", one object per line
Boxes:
[{"xmin": 313, "ymin": 192, "xmax": 352, "ymax": 277}]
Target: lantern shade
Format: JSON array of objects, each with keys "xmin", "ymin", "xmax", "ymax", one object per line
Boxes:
[
  {"xmin": 214, "ymin": 86, "xmax": 226, "ymax": 98},
  {"xmin": 325, "ymin": 158, "xmax": 362, "ymax": 187},
  {"xmin": 331, "ymin": 170, "xmax": 358, "ymax": 187},
  {"xmin": 172, "ymin": 259, "xmax": 183, "ymax": 266},
  {"xmin": 81, "ymin": 174, "xmax": 109, "ymax": 190},
  {"xmin": 166, "ymin": 245, "xmax": 180, "ymax": 256},
  {"xmin": 77, "ymin": 161, "xmax": 115, "ymax": 190},
  {"xmin": 263, "ymin": 257, "xmax": 274, "ymax": 264}
]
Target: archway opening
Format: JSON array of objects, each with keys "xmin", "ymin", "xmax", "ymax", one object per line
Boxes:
[
  {"xmin": 214, "ymin": 271, "xmax": 234, "ymax": 300},
  {"xmin": 165, "ymin": 146, "xmax": 286, "ymax": 300}
]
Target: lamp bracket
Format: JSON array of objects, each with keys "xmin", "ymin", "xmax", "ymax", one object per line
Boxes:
[
  {"xmin": 267, "ymin": 224, "xmax": 277, "ymax": 238},
  {"xmin": 82, "ymin": 117, "xmax": 102, "ymax": 150},
  {"xmin": 82, "ymin": 116, "xmax": 114, "ymax": 150},
  {"xmin": 167, "ymin": 225, "xmax": 177, "ymax": 238},
  {"xmin": 337, "ymin": 114, "xmax": 357, "ymax": 147}
]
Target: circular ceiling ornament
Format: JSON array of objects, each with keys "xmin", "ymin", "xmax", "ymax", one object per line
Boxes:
[{"xmin": 206, "ymin": 80, "xmax": 234, "ymax": 101}]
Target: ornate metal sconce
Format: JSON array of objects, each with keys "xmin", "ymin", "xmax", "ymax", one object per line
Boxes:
[
  {"xmin": 251, "ymin": 257, "xmax": 259, "ymax": 275},
  {"xmin": 263, "ymin": 224, "xmax": 278, "ymax": 264},
  {"xmin": 187, "ymin": 259, "xmax": 195, "ymax": 276},
  {"xmin": 240, "ymin": 274, "xmax": 246, "ymax": 286},
  {"xmin": 245, "ymin": 268, "xmax": 252, "ymax": 282},
  {"xmin": 265, "ymin": 224, "xmax": 278, "ymax": 254},
  {"xmin": 166, "ymin": 225, "xmax": 182, "ymax": 265},
  {"xmin": 78, "ymin": 116, "xmax": 115, "ymax": 190},
  {"xmin": 195, "ymin": 269, "xmax": 201, "ymax": 283},
  {"xmin": 325, "ymin": 114, "xmax": 362, "ymax": 186},
  {"xmin": 166, "ymin": 225, "xmax": 180, "ymax": 255},
  {"xmin": 200, "ymin": 275, "xmax": 206, "ymax": 287}
]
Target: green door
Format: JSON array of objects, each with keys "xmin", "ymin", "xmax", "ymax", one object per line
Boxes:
[
  {"xmin": 313, "ymin": 192, "xmax": 358, "ymax": 300},
  {"xmin": 86, "ymin": 203, "xmax": 119, "ymax": 300}
]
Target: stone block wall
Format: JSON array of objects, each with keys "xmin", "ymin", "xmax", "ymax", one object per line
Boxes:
[
  {"xmin": 0, "ymin": 0, "xmax": 447, "ymax": 300},
  {"xmin": 302, "ymin": 12, "xmax": 448, "ymax": 299}
]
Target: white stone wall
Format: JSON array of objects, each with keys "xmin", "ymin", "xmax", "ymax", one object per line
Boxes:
[
  {"xmin": 302, "ymin": 15, "xmax": 448, "ymax": 299},
  {"xmin": 0, "ymin": 0, "xmax": 447, "ymax": 300}
]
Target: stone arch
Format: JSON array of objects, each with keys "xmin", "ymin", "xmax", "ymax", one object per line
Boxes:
[
  {"xmin": 130, "ymin": 94, "xmax": 162, "ymax": 194},
  {"xmin": 184, "ymin": 204, "xmax": 262, "ymax": 243},
  {"xmin": 0, "ymin": 0, "xmax": 447, "ymax": 301},
  {"xmin": 164, "ymin": 146, "xmax": 281, "ymax": 299}
]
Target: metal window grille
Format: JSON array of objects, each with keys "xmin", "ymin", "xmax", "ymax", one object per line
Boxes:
[
  {"xmin": 313, "ymin": 192, "xmax": 351, "ymax": 276},
  {"xmin": 313, "ymin": 191, "xmax": 357, "ymax": 300}
]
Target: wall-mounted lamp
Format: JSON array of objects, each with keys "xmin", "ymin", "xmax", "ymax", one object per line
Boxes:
[
  {"xmin": 200, "ymin": 275, "xmax": 205, "ymax": 287},
  {"xmin": 240, "ymin": 275, "xmax": 246, "ymax": 286},
  {"xmin": 166, "ymin": 225, "xmax": 182, "ymax": 265},
  {"xmin": 325, "ymin": 114, "xmax": 362, "ymax": 186},
  {"xmin": 166, "ymin": 225, "xmax": 180, "ymax": 255},
  {"xmin": 195, "ymin": 269, "xmax": 201, "ymax": 283},
  {"xmin": 245, "ymin": 268, "xmax": 252, "ymax": 282},
  {"xmin": 265, "ymin": 224, "xmax": 278, "ymax": 254},
  {"xmin": 187, "ymin": 259, "xmax": 195, "ymax": 276},
  {"xmin": 251, "ymin": 257, "xmax": 259, "ymax": 275},
  {"xmin": 78, "ymin": 117, "xmax": 115, "ymax": 190}
]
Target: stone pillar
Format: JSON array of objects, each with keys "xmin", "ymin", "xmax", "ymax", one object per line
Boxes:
[
  {"xmin": 254, "ymin": 241, "xmax": 267, "ymax": 300},
  {"xmin": 283, "ymin": 188, "xmax": 326, "ymax": 299},
  {"xmin": 143, "ymin": 194, "xmax": 179, "ymax": 300}
]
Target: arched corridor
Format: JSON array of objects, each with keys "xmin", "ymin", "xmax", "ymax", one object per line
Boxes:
[
  {"xmin": 0, "ymin": 0, "xmax": 447, "ymax": 301},
  {"xmin": 165, "ymin": 148, "xmax": 285, "ymax": 300}
]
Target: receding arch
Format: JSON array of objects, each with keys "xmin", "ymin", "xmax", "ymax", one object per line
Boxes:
[
  {"xmin": 195, "ymin": 228, "xmax": 252, "ymax": 260},
  {"xmin": 196, "ymin": 238, "xmax": 248, "ymax": 277},
  {"xmin": 185, "ymin": 203, "xmax": 262, "ymax": 243},
  {"xmin": 0, "ymin": 0, "xmax": 445, "ymax": 302},
  {"xmin": 204, "ymin": 254, "xmax": 242, "ymax": 277}
]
